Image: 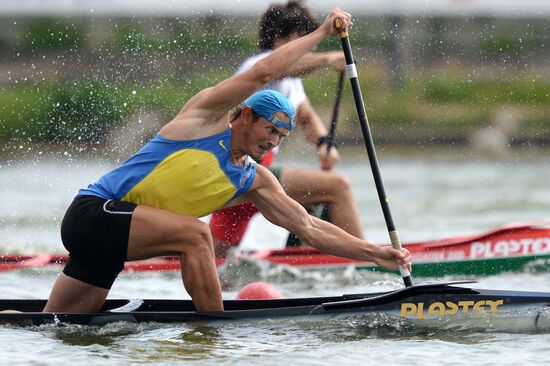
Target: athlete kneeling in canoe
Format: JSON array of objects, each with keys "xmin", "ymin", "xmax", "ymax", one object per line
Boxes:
[{"xmin": 44, "ymin": 8, "xmax": 412, "ymax": 313}]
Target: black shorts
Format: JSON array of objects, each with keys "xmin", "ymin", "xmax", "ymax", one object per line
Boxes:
[{"xmin": 60, "ymin": 195, "xmax": 137, "ymax": 289}]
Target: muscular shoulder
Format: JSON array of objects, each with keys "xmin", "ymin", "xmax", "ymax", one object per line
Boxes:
[
  {"xmin": 160, "ymin": 88, "xmax": 230, "ymax": 140},
  {"xmin": 250, "ymin": 164, "xmax": 281, "ymax": 192}
]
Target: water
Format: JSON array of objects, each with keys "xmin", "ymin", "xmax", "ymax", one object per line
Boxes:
[{"xmin": 1, "ymin": 147, "xmax": 550, "ymax": 365}]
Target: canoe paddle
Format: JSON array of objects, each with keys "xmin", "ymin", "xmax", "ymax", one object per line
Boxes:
[
  {"xmin": 285, "ymin": 70, "xmax": 345, "ymax": 247},
  {"xmin": 319, "ymin": 70, "xmax": 345, "ymax": 221},
  {"xmin": 334, "ymin": 19, "xmax": 413, "ymax": 287},
  {"xmin": 326, "ymin": 70, "xmax": 345, "ymax": 154}
]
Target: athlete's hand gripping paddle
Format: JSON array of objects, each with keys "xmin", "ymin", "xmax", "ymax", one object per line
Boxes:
[{"xmin": 334, "ymin": 18, "xmax": 413, "ymax": 287}]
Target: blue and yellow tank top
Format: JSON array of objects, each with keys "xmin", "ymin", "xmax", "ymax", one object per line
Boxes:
[{"xmin": 78, "ymin": 128, "xmax": 256, "ymax": 218}]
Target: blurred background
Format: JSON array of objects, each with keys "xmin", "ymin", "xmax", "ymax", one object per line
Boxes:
[{"xmin": 1, "ymin": 0, "xmax": 549, "ymax": 158}]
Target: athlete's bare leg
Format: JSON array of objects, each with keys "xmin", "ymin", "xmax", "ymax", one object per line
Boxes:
[
  {"xmin": 44, "ymin": 274, "xmax": 109, "ymax": 312},
  {"xmin": 280, "ymin": 167, "xmax": 364, "ymax": 239},
  {"xmin": 45, "ymin": 205, "xmax": 223, "ymax": 313},
  {"xmin": 126, "ymin": 205, "xmax": 222, "ymax": 312}
]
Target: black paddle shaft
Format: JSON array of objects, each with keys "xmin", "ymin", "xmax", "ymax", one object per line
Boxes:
[
  {"xmin": 326, "ymin": 71, "xmax": 345, "ymax": 152},
  {"xmin": 319, "ymin": 71, "xmax": 345, "ymax": 221},
  {"xmin": 335, "ymin": 20, "xmax": 412, "ymax": 287},
  {"xmin": 287, "ymin": 71, "xmax": 345, "ymax": 245}
]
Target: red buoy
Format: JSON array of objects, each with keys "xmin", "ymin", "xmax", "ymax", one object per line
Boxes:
[{"xmin": 236, "ymin": 282, "xmax": 282, "ymax": 300}]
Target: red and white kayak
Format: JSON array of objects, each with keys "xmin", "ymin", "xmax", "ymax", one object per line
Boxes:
[
  {"xmin": 1, "ymin": 221, "xmax": 549, "ymax": 277},
  {"xmin": 242, "ymin": 221, "xmax": 550, "ymax": 277},
  {"xmin": 0, "ymin": 254, "xmax": 224, "ymax": 273}
]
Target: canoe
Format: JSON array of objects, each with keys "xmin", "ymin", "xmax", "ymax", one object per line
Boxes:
[
  {"xmin": 0, "ymin": 254, "xmax": 224, "ymax": 273},
  {"xmin": 1, "ymin": 281, "xmax": 549, "ymax": 331},
  {"xmin": 2, "ymin": 221, "xmax": 549, "ymax": 276},
  {"xmin": 245, "ymin": 221, "xmax": 550, "ymax": 277}
]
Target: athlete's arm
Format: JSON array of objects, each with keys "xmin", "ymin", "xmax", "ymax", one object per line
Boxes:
[
  {"xmin": 296, "ymin": 98, "xmax": 340, "ymax": 170},
  {"xmin": 283, "ymin": 51, "xmax": 345, "ymax": 77},
  {"xmin": 161, "ymin": 9, "xmax": 353, "ymax": 140},
  {"xmin": 244, "ymin": 166, "xmax": 412, "ymax": 271}
]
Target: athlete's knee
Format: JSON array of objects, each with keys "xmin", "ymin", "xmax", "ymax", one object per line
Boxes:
[
  {"xmin": 338, "ymin": 175, "xmax": 353, "ymax": 193},
  {"xmin": 175, "ymin": 220, "xmax": 213, "ymax": 253},
  {"xmin": 195, "ymin": 221, "xmax": 214, "ymax": 247},
  {"xmin": 328, "ymin": 173, "xmax": 353, "ymax": 195}
]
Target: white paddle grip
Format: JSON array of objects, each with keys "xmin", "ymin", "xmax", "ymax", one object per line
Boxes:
[{"xmin": 389, "ymin": 230, "xmax": 410, "ymax": 277}]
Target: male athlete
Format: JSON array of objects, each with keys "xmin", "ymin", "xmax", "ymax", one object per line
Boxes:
[{"xmin": 44, "ymin": 8, "xmax": 412, "ymax": 313}]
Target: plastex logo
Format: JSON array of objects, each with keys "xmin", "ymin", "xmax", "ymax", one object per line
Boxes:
[{"xmin": 400, "ymin": 299, "xmax": 504, "ymax": 319}]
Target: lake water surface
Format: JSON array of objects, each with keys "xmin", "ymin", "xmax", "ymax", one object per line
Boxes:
[{"xmin": 1, "ymin": 147, "xmax": 549, "ymax": 365}]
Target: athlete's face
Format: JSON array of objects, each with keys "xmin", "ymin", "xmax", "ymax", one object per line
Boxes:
[{"xmin": 248, "ymin": 113, "xmax": 290, "ymax": 161}]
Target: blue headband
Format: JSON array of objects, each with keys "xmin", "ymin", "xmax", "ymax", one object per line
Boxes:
[{"xmin": 242, "ymin": 90, "xmax": 295, "ymax": 131}]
